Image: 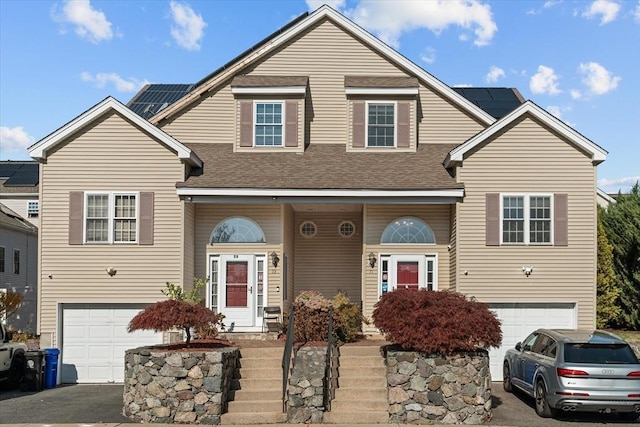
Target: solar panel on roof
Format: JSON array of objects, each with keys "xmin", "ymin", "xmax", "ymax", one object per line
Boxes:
[
  {"xmin": 453, "ymin": 87, "xmax": 523, "ymax": 119},
  {"xmin": 127, "ymin": 84, "xmax": 194, "ymax": 118},
  {"xmin": 1, "ymin": 163, "xmax": 39, "ymax": 186}
]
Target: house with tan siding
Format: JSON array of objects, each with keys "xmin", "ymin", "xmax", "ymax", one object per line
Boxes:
[{"xmin": 27, "ymin": 6, "xmax": 606, "ymax": 384}]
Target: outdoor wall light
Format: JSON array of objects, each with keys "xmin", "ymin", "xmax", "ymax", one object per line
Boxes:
[
  {"xmin": 106, "ymin": 266, "xmax": 117, "ymax": 277},
  {"xmin": 368, "ymin": 252, "xmax": 377, "ymax": 268},
  {"xmin": 522, "ymin": 266, "xmax": 533, "ymax": 277},
  {"xmin": 270, "ymin": 251, "xmax": 280, "ymax": 268}
]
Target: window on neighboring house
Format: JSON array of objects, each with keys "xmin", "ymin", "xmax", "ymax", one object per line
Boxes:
[
  {"xmin": 85, "ymin": 193, "xmax": 137, "ymax": 243},
  {"xmin": 502, "ymin": 195, "xmax": 552, "ymax": 244},
  {"xmin": 367, "ymin": 102, "xmax": 396, "ymax": 147},
  {"xmin": 27, "ymin": 201, "xmax": 39, "ymax": 217},
  {"xmin": 255, "ymin": 102, "xmax": 283, "ymax": 146},
  {"xmin": 13, "ymin": 249, "xmax": 20, "ymax": 275},
  {"xmin": 0, "ymin": 247, "xmax": 5, "ymax": 273}
]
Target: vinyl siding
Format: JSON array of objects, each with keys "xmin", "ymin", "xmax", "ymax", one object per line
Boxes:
[
  {"xmin": 38, "ymin": 112, "xmax": 186, "ymax": 346},
  {"xmin": 195, "ymin": 204, "xmax": 282, "ymax": 307},
  {"xmin": 294, "ymin": 212, "xmax": 362, "ymax": 303},
  {"xmin": 159, "ymin": 19, "xmax": 483, "ymax": 149},
  {"xmin": 362, "ymin": 204, "xmax": 452, "ymax": 332},
  {"xmin": 456, "ymin": 116, "xmax": 597, "ymax": 328}
]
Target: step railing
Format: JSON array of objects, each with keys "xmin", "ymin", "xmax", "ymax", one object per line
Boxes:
[
  {"xmin": 282, "ymin": 307, "xmax": 295, "ymax": 413},
  {"xmin": 323, "ymin": 306, "xmax": 336, "ymax": 412}
]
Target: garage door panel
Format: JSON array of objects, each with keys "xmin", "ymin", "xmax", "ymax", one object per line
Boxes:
[
  {"xmin": 488, "ymin": 303, "xmax": 576, "ymax": 381},
  {"xmin": 62, "ymin": 306, "xmax": 161, "ymax": 384}
]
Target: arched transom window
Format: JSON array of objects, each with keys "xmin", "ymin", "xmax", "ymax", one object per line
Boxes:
[
  {"xmin": 381, "ymin": 217, "xmax": 435, "ymax": 244},
  {"xmin": 210, "ymin": 217, "xmax": 266, "ymax": 243}
]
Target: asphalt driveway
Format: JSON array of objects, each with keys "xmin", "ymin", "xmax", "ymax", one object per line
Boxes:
[{"xmin": 0, "ymin": 382, "xmax": 638, "ymax": 425}]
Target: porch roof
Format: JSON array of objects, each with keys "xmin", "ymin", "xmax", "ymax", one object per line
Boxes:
[{"xmin": 177, "ymin": 143, "xmax": 462, "ymax": 190}]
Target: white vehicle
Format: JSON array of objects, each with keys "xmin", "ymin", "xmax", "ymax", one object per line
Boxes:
[{"xmin": 0, "ymin": 323, "xmax": 27, "ymax": 388}]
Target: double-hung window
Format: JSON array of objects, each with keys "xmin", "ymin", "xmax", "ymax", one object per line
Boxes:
[
  {"xmin": 27, "ymin": 201, "xmax": 39, "ymax": 217},
  {"xmin": 501, "ymin": 194, "xmax": 552, "ymax": 244},
  {"xmin": 85, "ymin": 192, "xmax": 138, "ymax": 243},
  {"xmin": 367, "ymin": 102, "xmax": 396, "ymax": 147},
  {"xmin": 254, "ymin": 102, "xmax": 283, "ymax": 147}
]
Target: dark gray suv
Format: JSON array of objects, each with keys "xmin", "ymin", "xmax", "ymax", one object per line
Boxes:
[{"xmin": 503, "ymin": 329, "xmax": 640, "ymax": 421}]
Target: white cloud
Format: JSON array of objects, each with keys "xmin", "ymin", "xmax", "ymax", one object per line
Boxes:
[
  {"xmin": 544, "ymin": 0, "xmax": 562, "ymax": 8},
  {"xmin": 452, "ymin": 83, "xmax": 474, "ymax": 88},
  {"xmin": 80, "ymin": 72, "xmax": 149, "ymax": 93},
  {"xmin": 306, "ymin": 0, "xmax": 346, "ymax": 10},
  {"xmin": 0, "ymin": 126, "xmax": 35, "ymax": 157},
  {"xmin": 546, "ymin": 105, "xmax": 562, "ymax": 119},
  {"xmin": 420, "ymin": 47, "xmax": 436, "ymax": 64},
  {"xmin": 485, "ymin": 66, "xmax": 505, "ymax": 83},
  {"xmin": 598, "ymin": 176, "xmax": 640, "ymax": 189},
  {"xmin": 634, "ymin": 1, "xmax": 640, "ymax": 23},
  {"xmin": 169, "ymin": 1, "xmax": 207, "ymax": 51},
  {"xmin": 582, "ymin": 0, "xmax": 621, "ymax": 25},
  {"xmin": 54, "ymin": 0, "xmax": 113, "ymax": 43},
  {"xmin": 570, "ymin": 89, "xmax": 582, "ymax": 100},
  {"xmin": 346, "ymin": 0, "xmax": 497, "ymax": 48},
  {"xmin": 578, "ymin": 62, "xmax": 620, "ymax": 95},
  {"xmin": 529, "ymin": 65, "xmax": 561, "ymax": 95}
]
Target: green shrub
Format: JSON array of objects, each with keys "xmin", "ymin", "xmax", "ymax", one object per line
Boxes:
[
  {"xmin": 332, "ymin": 291, "xmax": 367, "ymax": 343},
  {"xmin": 285, "ymin": 290, "xmax": 343, "ymax": 343},
  {"xmin": 373, "ymin": 289, "xmax": 502, "ymax": 354}
]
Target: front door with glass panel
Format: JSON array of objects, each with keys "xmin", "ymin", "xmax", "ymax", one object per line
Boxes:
[
  {"xmin": 208, "ymin": 255, "xmax": 266, "ymax": 331},
  {"xmin": 380, "ymin": 254, "xmax": 437, "ymax": 296}
]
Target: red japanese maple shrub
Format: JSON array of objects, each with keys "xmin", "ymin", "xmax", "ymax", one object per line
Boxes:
[
  {"xmin": 128, "ymin": 299, "xmax": 222, "ymax": 346},
  {"xmin": 373, "ymin": 289, "xmax": 502, "ymax": 354},
  {"xmin": 285, "ymin": 290, "xmax": 343, "ymax": 343}
]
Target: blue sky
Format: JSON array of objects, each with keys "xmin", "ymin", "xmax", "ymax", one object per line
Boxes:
[{"xmin": 1, "ymin": 0, "xmax": 638, "ymax": 193}]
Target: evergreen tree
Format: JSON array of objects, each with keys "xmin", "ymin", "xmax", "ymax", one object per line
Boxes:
[
  {"xmin": 596, "ymin": 211, "xmax": 620, "ymax": 328},
  {"xmin": 601, "ymin": 183, "xmax": 640, "ymax": 329}
]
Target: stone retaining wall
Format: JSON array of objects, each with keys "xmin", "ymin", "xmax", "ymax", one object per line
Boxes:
[
  {"xmin": 287, "ymin": 345, "xmax": 337, "ymax": 423},
  {"xmin": 385, "ymin": 348, "xmax": 491, "ymax": 424},
  {"xmin": 123, "ymin": 346, "xmax": 239, "ymax": 424}
]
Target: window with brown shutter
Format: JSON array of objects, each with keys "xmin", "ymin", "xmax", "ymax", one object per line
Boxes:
[
  {"xmin": 352, "ymin": 101, "xmax": 365, "ymax": 148},
  {"xmin": 239, "ymin": 101, "xmax": 253, "ymax": 147},
  {"xmin": 486, "ymin": 193, "xmax": 500, "ymax": 246},
  {"xmin": 285, "ymin": 100, "xmax": 299, "ymax": 147},
  {"xmin": 397, "ymin": 102, "xmax": 410, "ymax": 148}
]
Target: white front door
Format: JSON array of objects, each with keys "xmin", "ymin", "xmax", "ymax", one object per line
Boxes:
[{"xmin": 208, "ymin": 254, "xmax": 266, "ymax": 332}]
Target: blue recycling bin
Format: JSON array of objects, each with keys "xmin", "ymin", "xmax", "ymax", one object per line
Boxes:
[{"xmin": 43, "ymin": 348, "xmax": 60, "ymax": 389}]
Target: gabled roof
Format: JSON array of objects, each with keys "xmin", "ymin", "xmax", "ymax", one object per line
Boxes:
[
  {"xmin": 28, "ymin": 97, "xmax": 202, "ymax": 167},
  {"xmin": 0, "ymin": 203, "xmax": 37, "ymax": 234},
  {"xmin": 444, "ymin": 100, "xmax": 607, "ymax": 168},
  {"xmin": 149, "ymin": 5, "xmax": 495, "ymax": 126}
]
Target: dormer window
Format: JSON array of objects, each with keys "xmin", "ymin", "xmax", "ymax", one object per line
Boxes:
[{"xmin": 255, "ymin": 102, "xmax": 284, "ymax": 147}]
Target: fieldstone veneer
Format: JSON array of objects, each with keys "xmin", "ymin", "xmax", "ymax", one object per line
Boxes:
[
  {"xmin": 123, "ymin": 346, "xmax": 239, "ymax": 424},
  {"xmin": 385, "ymin": 348, "xmax": 492, "ymax": 424}
]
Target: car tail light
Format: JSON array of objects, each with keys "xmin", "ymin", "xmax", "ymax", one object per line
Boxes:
[
  {"xmin": 627, "ymin": 371, "xmax": 640, "ymax": 377},
  {"xmin": 557, "ymin": 367, "xmax": 589, "ymax": 377}
]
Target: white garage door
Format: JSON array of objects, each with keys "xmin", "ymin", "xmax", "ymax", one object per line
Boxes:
[
  {"xmin": 62, "ymin": 305, "xmax": 163, "ymax": 383},
  {"xmin": 488, "ymin": 303, "xmax": 576, "ymax": 381}
]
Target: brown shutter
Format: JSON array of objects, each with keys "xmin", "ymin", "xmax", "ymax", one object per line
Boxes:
[
  {"xmin": 239, "ymin": 101, "xmax": 253, "ymax": 147},
  {"xmin": 352, "ymin": 101, "xmax": 365, "ymax": 148},
  {"xmin": 69, "ymin": 191, "xmax": 84, "ymax": 245},
  {"xmin": 397, "ymin": 102, "xmax": 410, "ymax": 148},
  {"xmin": 139, "ymin": 192, "xmax": 154, "ymax": 245},
  {"xmin": 554, "ymin": 193, "xmax": 568, "ymax": 246},
  {"xmin": 486, "ymin": 193, "xmax": 500, "ymax": 246},
  {"xmin": 285, "ymin": 100, "xmax": 299, "ymax": 147}
]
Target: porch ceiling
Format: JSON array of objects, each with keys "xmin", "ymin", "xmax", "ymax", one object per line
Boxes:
[{"xmin": 291, "ymin": 203, "xmax": 363, "ymax": 212}]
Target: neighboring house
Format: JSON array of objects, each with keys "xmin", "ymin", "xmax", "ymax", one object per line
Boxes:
[
  {"xmin": 0, "ymin": 161, "xmax": 40, "ymax": 229},
  {"xmin": 0, "ymin": 203, "xmax": 38, "ymax": 332},
  {"xmin": 27, "ymin": 6, "xmax": 606, "ymax": 383},
  {"xmin": 596, "ymin": 188, "xmax": 616, "ymax": 208}
]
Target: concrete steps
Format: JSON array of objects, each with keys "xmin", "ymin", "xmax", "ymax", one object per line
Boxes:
[
  {"xmin": 324, "ymin": 343, "xmax": 389, "ymax": 424},
  {"xmin": 220, "ymin": 345, "xmax": 286, "ymax": 425}
]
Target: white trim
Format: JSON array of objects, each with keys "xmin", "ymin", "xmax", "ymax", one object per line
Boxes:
[
  {"xmin": 0, "ymin": 193, "xmax": 39, "ymax": 197},
  {"xmin": 597, "ymin": 188, "xmax": 616, "ymax": 204},
  {"xmin": 499, "ymin": 193, "xmax": 554, "ymax": 246},
  {"xmin": 366, "ymin": 101, "xmax": 397, "ymax": 148},
  {"xmin": 345, "ymin": 87, "xmax": 418, "ymax": 95},
  {"xmin": 253, "ymin": 100, "xmax": 285, "ymax": 147},
  {"xmin": 378, "ymin": 253, "xmax": 438, "ymax": 298},
  {"xmin": 28, "ymin": 97, "xmax": 202, "ymax": 167},
  {"xmin": 150, "ymin": 6, "xmax": 494, "ymax": 126},
  {"xmin": 232, "ymin": 86, "xmax": 306, "ymax": 95},
  {"xmin": 177, "ymin": 187, "xmax": 464, "ymax": 198},
  {"xmin": 446, "ymin": 101, "xmax": 607, "ymax": 167},
  {"xmin": 83, "ymin": 191, "xmax": 140, "ymax": 244}
]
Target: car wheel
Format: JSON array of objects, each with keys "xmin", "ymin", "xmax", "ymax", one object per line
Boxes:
[
  {"xmin": 618, "ymin": 413, "xmax": 639, "ymax": 422},
  {"xmin": 7, "ymin": 354, "xmax": 26, "ymax": 389},
  {"xmin": 503, "ymin": 362, "xmax": 513, "ymax": 392},
  {"xmin": 534, "ymin": 380, "xmax": 556, "ymax": 418}
]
